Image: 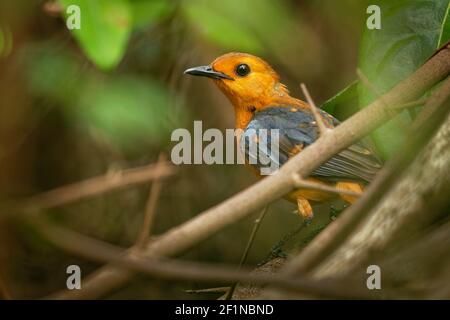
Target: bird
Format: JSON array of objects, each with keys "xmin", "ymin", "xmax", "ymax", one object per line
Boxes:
[{"xmin": 184, "ymin": 52, "xmax": 382, "ymax": 220}]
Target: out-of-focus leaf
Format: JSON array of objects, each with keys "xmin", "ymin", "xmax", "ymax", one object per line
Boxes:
[
  {"xmin": 129, "ymin": 0, "xmax": 174, "ymax": 28},
  {"xmin": 23, "ymin": 43, "xmax": 185, "ymax": 150},
  {"xmin": 321, "ymin": 81, "xmax": 358, "ymax": 115},
  {"xmin": 181, "ymin": 0, "xmax": 317, "ymax": 78},
  {"xmin": 23, "ymin": 43, "xmax": 83, "ymax": 104},
  {"xmin": 76, "ymin": 75, "xmax": 174, "ymax": 148},
  {"xmin": 181, "ymin": 0, "xmax": 263, "ymax": 52},
  {"xmin": 358, "ymin": 0, "xmax": 450, "ymax": 158},
  {"xmin": 59, "ymin": 0, "xmax": 132, "ymax": 70}
]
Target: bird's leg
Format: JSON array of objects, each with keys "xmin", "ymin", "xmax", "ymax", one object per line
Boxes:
[{"xmin": 296, "ymin": 197, "xmax": 314, "ymax": 221}]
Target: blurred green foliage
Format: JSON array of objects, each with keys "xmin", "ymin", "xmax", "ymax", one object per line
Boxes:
[
  {"xmin": 23, "ymin": 42, "xmax": 177, "ymax": 150},
  {"xmin": 358, "ymin": 0, "xmax": 450, "ymax": 158},
  {"xmin": 59, "ymin": 0, "xmax": 132, "ymax": 70}
]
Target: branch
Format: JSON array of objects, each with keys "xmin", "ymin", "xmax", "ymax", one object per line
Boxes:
[
  {"xmin": 46, "ymin": 46, "xmax": 450, "ymax": 299},
  {"xmin": 225, "ymin": 206, "xmax": 268, "ymax": 299},
  {"xmin": 24, "ymin": 162, "xmax": 176, "ymax": 210},
  {"xmin": 134, "ymin": 154, "xmax": 166, "ymax": 249},
  {"xmin": 29, "ymin": 218, "xmax": 376, "ymax": 299},
  {"xmin": 300, "ymin": 83, "xmax": 331, "ymax": 135}
]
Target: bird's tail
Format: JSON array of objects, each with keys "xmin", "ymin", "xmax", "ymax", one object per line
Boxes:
[{"xmin": 335, "ymin": 182, "xmax": 364, "ymax": 204}]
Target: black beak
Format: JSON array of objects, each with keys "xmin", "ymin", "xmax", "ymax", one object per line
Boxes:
[{"xmin": 184, "ymin": 65, "xmax": 234, "ymax": 80}]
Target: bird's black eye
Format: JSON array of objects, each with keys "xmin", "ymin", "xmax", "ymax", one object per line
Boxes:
[{"xmin": 235, "ymin": 63, "xmax": 250, "ymax": 77}]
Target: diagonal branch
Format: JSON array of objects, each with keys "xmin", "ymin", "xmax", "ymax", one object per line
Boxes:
[{"xmin": 21, "ymin": 162, "xmax": 176, "ymax": 210}]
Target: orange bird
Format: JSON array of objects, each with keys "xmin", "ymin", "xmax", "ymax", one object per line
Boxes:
[{"xmin": 184, "ymin": 52, "xmax": 382, "ymax": 220}]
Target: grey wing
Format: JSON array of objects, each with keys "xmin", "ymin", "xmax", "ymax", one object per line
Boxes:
[{"xmin": 242, "ymin": 106, "xmax": 382, "ymax": 182}]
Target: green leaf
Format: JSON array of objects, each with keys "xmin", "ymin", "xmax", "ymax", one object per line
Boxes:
[
  {"xmin": 76, "ymin": 75, "xmax": 177, "ymax": 149},
  {"xmin": 181, "ymin": 0, "xmax": 263, "ymax": 52},
  {"xmin": 181, "ymin": 0, "xmax": 313, "ymax": 78},
  {"xmin": 22, "ymin": 43, "xmax": 83, "ymax": 104},
  {"xmin": 59, "ymin": 0, "xmax": 132, "ymax": 70},
  {"xmin": 181, "ymin": 0, "xmax": 303, "ymax": 54},
  {"xmin": 321, "ymin": 81, "xmax": 358, "ymax": 115},
  {"xmin": 358, "ymin": 0, "xmax": 450, "ymax": 158},
  {"xmin": 23, "ymin": 43, "xmax": 186, "ymax": 150},
  {"xmin": 129, "ymin": 0, "xmax": 174, "ymax": 28}
]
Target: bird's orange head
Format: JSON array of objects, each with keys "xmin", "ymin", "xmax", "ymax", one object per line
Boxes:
[{"xmin": 185, "ymin": 52, "xmax": 300, "ymax": 128}]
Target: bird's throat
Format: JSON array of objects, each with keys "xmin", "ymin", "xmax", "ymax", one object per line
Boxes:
[{"xmin": 234, "ymin": 106, "xmax": 255, "ymax": 129}]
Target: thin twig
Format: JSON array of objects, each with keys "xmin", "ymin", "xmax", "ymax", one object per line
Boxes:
[
  {"xmin": 225, "ymin": 206, "xmax": 268, "ymax": 300},
  {"xmin": 23, "ymin": 162, "xmax": 176, "ymax": 210},
  {"xmin": 395, "ymin": 98, "xmax": 428, "ymax": 110},
  {"xmin": 134, "ymin": 154, "xmax": 166, "ymax": 249},
  {"xmin": 291, "ymin": 173, "xmax": 362, "ymax": 197},
  {"xmin": 300, "ymin": 83, "xmax": 331, "ymax": 135},
  {"xmin": 185, "ymin": 287, "xmax": 230, "ymax": 294}
]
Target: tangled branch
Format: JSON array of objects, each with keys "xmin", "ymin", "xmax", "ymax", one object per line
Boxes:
[{"xmin": 20, "ymin": 45, "xmax": 450, "ymax": 299}]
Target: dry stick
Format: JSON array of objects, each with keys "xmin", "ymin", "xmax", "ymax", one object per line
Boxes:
[
  {"xmin": 225, "ymin": 206, "xmax": 268, "ymax": 300},
  {"xmin": 29, "ymin": 218, "xmax": 376, "ymax": 299},
  {"xmin": 50, "ymin": 47, "xmax": 450, "ymax": 299},
  {"xmin": 300, "ymin": 83, "xmax": 330, "ymax": 134},
  {"xmin": 282, "ymin": 74, "xmax": 450, "ymax": 277},
  {"xmin": 186, "ymin": 287, "xmax": 230, "ymax": 294},
  {"xmin": 134, "ymin": 154, "xmax": 166, "ymax": 249},
  {"xmin": 25, "ymin": 162, "xmax": 176, "ymax": 210}
]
